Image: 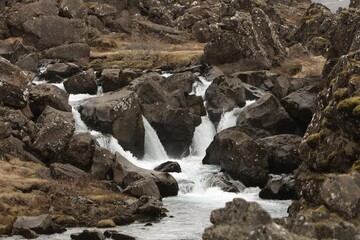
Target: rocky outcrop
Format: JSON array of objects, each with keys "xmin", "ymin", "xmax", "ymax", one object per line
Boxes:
[
  {"xmin": 259, "ymin": 175, "xmax": 296, "ymax": 200},
  {"xmin": 50, "ymin": 163, "xmax": 90, "ymax": 180},
  {"xmin": 203, "ymin": 127, "xmax": 269, "ymax": 187},
  {"xmin": 79, "ymin": 89, "xmax": 145, "ymax": 158},
  {"xmin": 236, "ymin": 93, "xmax": 296, "ymax": 135},
  {"xmin": 113, "ymin": 154, "xmax": 178, "ymax": 198},
  {"xmin": 203, "ymin": 198, "xmax": 310, "ymax": 240}
]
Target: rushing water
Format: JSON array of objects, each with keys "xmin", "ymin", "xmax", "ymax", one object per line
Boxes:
[{"xmin": 9, "ymin": 74, "xmax": 292, "ymax": 240}]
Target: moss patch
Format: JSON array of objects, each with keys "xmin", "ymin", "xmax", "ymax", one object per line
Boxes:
[
  {"xmin": 306, "ymin": 132, "xmax": 321, "ymax": 148},
  {"xmin": 333, "ymin": 88, "xmax": 349, "ymax": 101},
  {"xmin": 336, "ymin": 96, "xmax": 360, "ymax": 112}
]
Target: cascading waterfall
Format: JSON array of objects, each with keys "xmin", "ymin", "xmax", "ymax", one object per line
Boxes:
[{"xmin": 29, "ymin": 74, "xmax": 292, "ymax": 240}]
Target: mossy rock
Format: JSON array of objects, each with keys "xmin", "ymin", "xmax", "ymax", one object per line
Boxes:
[
  {"xmin": 52, "ymin": 215, "xmax": 77, "ymax": 227},
  {"xmin": 351, "ymin": 160, "xmax": 360, "ymax": 173},
  {"xmin": 306, "ymin": 132, "xmax": 321, "ymax": 148},
  {"xmin": 352, "ymin": 105, "xmax": 360, "ymax": 117},
  {"xmin": 96, "ymin": 219, "xmax": 116, "ymax": 228},
  {"xmin": 333, "ymin": 88, "xmax": 349, "ymax": 101},
  {"xmin": 336, "ymin": 96, "xmax": 360, "ymax": 112}
]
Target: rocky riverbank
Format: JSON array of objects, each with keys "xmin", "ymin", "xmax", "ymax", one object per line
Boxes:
[{"xmin": 0, "ymin": 0, "xmax": 359, "ymax": 239}]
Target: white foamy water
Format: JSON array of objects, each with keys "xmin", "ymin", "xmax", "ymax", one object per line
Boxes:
[{"xmin": 11, "ymin": 76, "xmax": 292, "ymax": 240}]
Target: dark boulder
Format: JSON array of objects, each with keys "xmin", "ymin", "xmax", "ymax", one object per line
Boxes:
[
  {"xmin": 233, "ymin": 70, "xmax": 278, "ymax": 91},
  {"xmin": 32, "ymin": 106, "xmax": 75, "ymax": 161},
  {"xmin": 158, "ymin": 71, "xmax": 198, "ymax": 94},
  {"xmin": 202, "ymin": 173, "xmax": 246, "ymax": 193},
  {"xmin": 57, "ymin": 133, "xmax": 96, "ymax": 171},
  {"xmin": 104, "ymin": 230, "xmax": 135, "ymax": 240},
  {"xmin": 71, "ymin": 230, "xmax": 105, "ymax": 240},
  {"xmin": 132, "ymin": 196, "xmax": 164, "ymax": 217},
  {"xmin": 123, "ymin": 177, "xmax": 162, "ymax": 200},
  {"xmin": 205, "ymin": 76, "xmax": 246, "ymax": 124},
  {"xmin": 59, "ymin": 0, "xmax": 88, "ymax": 19},
  {"xmin": 64, "ymin": 69, "xmax": 98, "ymax": 95},
  {"xmin": 29, "ymin": 83, "xmax": 72, "ymax": 119},
  {"xmin": 192, "ymin": 21, "xmax": 212, "ymax": 43},
  {"xmin": 90, "ymin": 146, "xmax": 115, "ymax": 180},
  {"xmin": 257, "ymin": 134, "xmax": 302, "ymax": 174},
  {"xmin": 154, "ymin": 161, "xmax": 181, "ymax": 173},
  {"xmin": 50, "ymin": 163, "xmax": 90, "ymax": 180},
  {"xmin": 12, "ymin": 214, "xmax": 57, "ymax": 235},
  {"xmin": 43, "ymin": 43, "xmax": 90, "ymax": 61},
  {"xmin": 0, "ymin": 79, "xmax": 28, "ymax": 109},
  {"xmin": 281, "ymin": 86, "xmax": 317, "ymax": 133},
  {"xmin": 113, "ymin": 154, "xmax": 178, "ymax": 198},
  {"xmin": 203, "ymin": 127, "xmax": 269, "ymax": 187},
  {"xmin": 236, "ymin": 93, "xmax": 296, "ymax": 135},
  {"xmin": 79, "ymin": 89, "xmax": 145, "ymax": 158},
  {"xmin": 186, "ymin": 95, "xmax": 206, "ymax": 116},
  {"xmin": 42, "ymin": 62, "xmax": 81, "ymax": 80},
  {"xmin": 0, "ymin": 122, "xmax": 12, "ymax": 139},
  {"xmin": 99, "ymin": 68, "xmax": 121, "ymax": 93},
  {"xmin": 259, "ymin": 175, "xmax": 296, "ymax": 200}
]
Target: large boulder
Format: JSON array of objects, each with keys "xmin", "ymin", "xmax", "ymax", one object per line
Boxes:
[
  {"xmin": 259, "ymin": 175, "xmax": 296, "ymax": 200},
  {"xmin": 203, "ymin": 198, "xmax": 310, "ymax": 240},
  {"xmin": 59, "ymin": 0, "xmax": 88, "ymax": 19},
  {"xmin": 257, "ymin": 134, "xmax": 302, "ymax": 174},
  {"xmin": 205, "ymin": 76, "xmax": 246, "ymax": 124},
  {"xmin": 29, "ymin": 83, "xmax": 72, "ymax": 119},
  {"xmin": 79, "ymin": 89, "xmax": 145, "ymax": 158},
  {"xmin": 12, "ymin": 214, "xmax": 57, "ymax": 235},
  {"xmin": 0, "ymin": 57, "xmax": 32, "ymax": 109},
  {"xmin": 43, "ymin": 43, "xmax": 90, "ymax": 61},
  {"xmin": 32, "ymin": 106, "xmax": 75, "ymax": 161},
  {"xmin": 203, "ymin": 127, "xmax": 269, "ymax": 187},
  {"xmin": 71, "ymin": 230, "xmax": 105, "ymax": 240},
  {"xmin": 236, "ymin": 93, "xmax": 296, "ymax": 135},
  {"xmin": 90, "ymin": 146, "xmax": 115, "ymax": 180},
  {"xmin": 57, "ymin": 133, "xmax": 96, "ymax": 171},
  {"xmin": 42, "ymin": 62, "xmax": 81, "ymax": 80},
  {"xmin": 154, "ymin": 161, "xmax": 181, "ymax": 173},
  {"xmin": 113, "ymin": 154, "xmax": 178, "ymax": 198},
  {"xmin": 64, "ymin": 69, "xmax": 98, "ymax": 95},
  {"xmin": 23, "ymin": 16, "xmax": 86, "ymax": 50},
  {"xmin": 123, "ymin": 177, "xmax": 162, "ymax": 200},
  {"xmin": 158, "ymin": 71, "xmax": 198, "ymax": 94},
  {"xmin": 50, "ymin": 163, "xmax": 90, "ymax": 180}
]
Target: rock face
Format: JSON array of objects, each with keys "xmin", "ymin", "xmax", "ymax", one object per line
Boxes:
[
  {"xmin": 203, "ymin": 127, "xmax": 269, "ymax": 187},
  {"xmin": 113, "ymin": 154, "xmax": 178, "ymax": 198},
  {"xmin": 237, "ymin": 93, "xmax": 296, "ymax": 135},
  {"xmin": 50, "ymin": 163, "xmax": 90, "ymax": 180},
  {"xmin": 203, "ymin": 198, "xmax": 310, "ymax": 240},
  {"xmin": 32, "ymin": 106, "xmax": 75, "ymax": 161},
  {"xmin": 79, "ymin": 89, "xmax": 145, "ymax": 158}
]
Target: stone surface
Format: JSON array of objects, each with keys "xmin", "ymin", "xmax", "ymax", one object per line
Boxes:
[
  {"xmin": 90, "ymin": 146, "xmax": 115, "ymax": 180},
  {"xmin": 43, "ymin": 43, "xmax": 90, "ymax": 61},
  {"xmin": 64, "ymin": 69, "xmax": 98, "ymax": 95},
  {"xmin": 154, "ymin": 161, "xmax": 181, "ymax": 173},
  {"xmin": 50, "ymin": 163, "xmax": 90, "ymax": 180},
  {"xmin": 12, "ymin": 214, "xmax": 56, "ymax": 235},
  {"xmin": 123, "ymin": 177, "xmax": 162, "ymax": 200},
  {"xmin": 259, "ymin": 175, "xmax": 296, "ymax": 200},
  {"xmin": 59, "ymin": 0, "xmax": 88, "ymax": 19},
  {"xmin": 71, "ymin": 230, "xmax": 105, "ymax": 240}
]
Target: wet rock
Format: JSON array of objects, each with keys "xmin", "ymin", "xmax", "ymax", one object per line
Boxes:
[
  {"xmin": 64, "ymin": 69, "xmax": 97, "ymax": 95},
  {"xmin": 154, "ymin": 161, "xmax": 181, "ymax": 173},
  {"xmin": 59, "ymin": 0, "xmax": 88, "ymax": 19},
  {"xmin": 233, "ymin": 70, "xmax": 278, "ymax": 91},
  {"xmin": 203, "ymin": 127, "xmax": 269, "ymax": 188},
  {"xmin": 281, "ymin": 86, "xmax": 317, "ymax": 133},
  {"xmin": 158, "ymin": 71, "xmax": 198, "ymax": 94},
  {"xmin": 19, "ymin": 228, "xmax": 39, "ymax": 239},
  {"xmin": 0, "ymin": 79, "xmax": 27, "ymax": 109},
  {"xmin": 50, "ymin": 163, "xmax": 90, "ymax": 180},
  {"xmin": 257, "ymin": 134, "xmax": 302, "ymax": 174},
  {"xmin": 79, "ymin": 89, "xmax": 144, "ymax": 158},
  {"xmin": 259, "ymin": 175, "xmax": 296, "ymax": 200},
  {"xmin": 236, "ymin": 93, "xmax": 296, "ymax": 135},
  {"xmin": 32, "ymin": 106, "xmax": 75, "ymax": 161},
  {"xmin": 234, "ymin": 123, "xmax": 271, "ymax": 140},
  {"xmin": 104, "ymin": 230, "xmax": 136, "ymax": 240},
  {"xmin": 202, "ymin": 172, "xmax": 246, "ymax": 193},
  {"xmin": 57, "ymin": 133, "xmax": 95, "ymax": 171},
  {"xmin": 42, "ymin": 62, "xmax": 81, "ymax": 80},
  {"xmin": 113, "ymin": 154, "xmax": 178, "ymax": 198},
  {"xmin": 71, "ymin": 230, "xmax": 105, "ymax": 240},
  {"xmin": 12, "ymin": 214, "xmax": 56, "ymax": 235},
  {"xmin": 241, "ymin": 82, "xmax": 267, "ymax": 100},
  {"xmin": 29, "ymin": 84, "xmax": 72, "ymax": 119},
  {"xmin": 320, "ymin": 173, "xmax": 360, "ymax": 219},
  {"xmin": 90, "ymin": 146, "xmax": 115, "ymax": 180},
  {"xmin": 43, "ymin": 43, "xmax": 90, "ymax": 61},
  {"xmin": 133, "ymin": 196, "xmax": 164, "ymax": 217},
  {"xmin": 96, "ymin": 219, "xmax": 115, "ymax": 228},
  {"xmin": 205, "ymin": 76, "xmax": 246, "ymax": 124},
  {"xmin": 203, "ymin": 198, "xmax": 309, "ymax": 240},
  {"xmin": 123, "ymin": 177, "xmax": 162, "ymax": 200},
  {"xmin": 186, "ymin": 95, "xmax": 206, "ymax": 116}
]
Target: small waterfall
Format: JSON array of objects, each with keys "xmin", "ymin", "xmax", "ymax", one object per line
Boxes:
[
  {"xmin": 190, "ymin": 76, "xmax": 212, "ymax": 98},
  {"xmin": 190, "ymin": 116, "xmax": 216, "ymax": 157},
  {"xmin": 143, "ymin": 116, "xmax": 168, "ymax": 161}
]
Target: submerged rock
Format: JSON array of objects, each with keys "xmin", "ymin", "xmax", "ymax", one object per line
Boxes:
[
  {"xmin": 71, "ymin": 230, "xmax": 105, "ymax": 240},
  {"xmin": 154, "ymin": 161, "xmax": 181, "ymax": 173}
]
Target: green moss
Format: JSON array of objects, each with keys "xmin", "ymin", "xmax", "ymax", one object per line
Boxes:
[
  {"xmin": 336, "ymin": 96, "xmax": 360, "ymax": 112},
  {"xmin": 306, "ymin": 132, "xmax": 321, "ymax": 148},
  {"xmin": 349, "ymin": 75, "xmax": 360, "ymax": 85},
  {"xmin": 352, "ymin": 105, "xmax": 360, "ymax": 117},
  {"xmin": 351, "ymin": 160, "xmax": 360, "ymax": 173},
  {"xmin": 321, "ymin": 118, "xmax": 328, "ymax": 128},
  {"xmin": 333, "ymin": 88, "xmax": 349, "ymax": 101}
]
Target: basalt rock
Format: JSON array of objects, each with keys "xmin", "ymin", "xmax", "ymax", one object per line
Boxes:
[
  {"xmin": 71, "ymin": 230, "xmax": 105, "ymax": 240},
  {"xmin": 123, "ymin": 177, "xmax": 162, "ymax": 200},
  {"xmin": 90, "ymin": 146, "xmax": 115, "ymax": 180},
  {"xmin": 12, "ymin": 214, "xmax": 57, "ymax": 235},
  {"xmin": 43, "ymin": 43, "xmax": 90, "ymax": 61},
  {"xmin": 259, "ymin": 175, "xmax": 296, "ymax": 200},
  {"xmin": 42, "ymin": 62, "xmax": 81, "ymax": 80},
  {"xmin": 154, "ymin": 161, "xmax": 181, "ymax": 173},
  {"xmin": 59, "ymin": 0, "xmax": 88, "ymax": 19},
  {"xmin": 64, "ymin": 69, "xmax": 98, "ymax": 95},
  {"xmin": 50, "ymin": 163, "xmax": 90, "ymax": 180},
  {"xmin": 79, "ymin": 89, "xmax": 145, "ymax": 158},
  {"xmin": 203, "ymin": 127, "xmax": 269, "ymax": 188}
]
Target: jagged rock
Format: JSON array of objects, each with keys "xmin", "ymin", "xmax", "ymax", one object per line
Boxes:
[
  {"xmin": 281, "ymin": 86, "xmax": 317, "ymax": 133},
  {"xmin": 32, "ymin": 106, "xmax": 75, "ymax": 161},
  {"xmin": 113, "ymin": 154, "xmax": 178, "ymax": 198},
  {"xmin": 12, "ymin": 214, "xmax": 56, "ymax": 235},
  {"xmin": 241, "ymin": 82, "xmax": 267, "ymax": 100},
  {"xmin": 203, "ymin": 198, "xmax": 310, "ymax": 240},
  {"xmin": 57, "ymin": 133, "xmax": 95, "ymax": 171},
  {"xmin": 158, "ymin": 71, "xmax": 198, "ymax": 94},
  {"xmin": 23, "ymin": 16, "xmax": 86, "ymax": 50},
  {"xmin": 306, "ymin": 37, "xmax": 331, "ymax": 56},
  {"xmin": 259, "ymin": 175, "xmax": 296, "ymax": 200},
  {"xmin": 15, "ymin": 53, "xmax": 39, "ymax": 72},
  {"xmin": 154, "ymin": 161, "xmax": 181, "ymax": 173},
  {"xmin": 29, "ymin": 84, "xmax": 72, "ymax": 119},
  {"xmin": 96, "ymin": 219, "xmax": 115, "ymax": 228},
  {"xmin": 203, "ymin": 127, "xmax": 269, "ymax": 187},
  {"xmin": 205, "ymin": 76, "xmax": 246, "ymax": 124},
  {"xmin": 64, "ymin": 69, "xmax": 98, "ymax": 95},
  {"xmin": 234, "ymin": 123, "xmax": 271, "ymax": 140},
  {"xmin": 236, "ymin": 93, "xmax": 296, "ymax": 135},
  {"xmin": 202, "ymin": 172, "xmax": 246, "ymax": 193},
  {"xmin": 232, "ymin": 70, "xmax": 278, "ymax": 91},
  {"xmin": 43, "ymin": 43, "xmax": 90, "ymax": 61},
  {"xmin": 87, "ymin": 2, "xmax": 118, "ymax": 17},
  {"xmin": 320, "ymin": 173, "xmax": 360, "ymax": 219},
  {"xmin": 132, "ymin": 196, "xmax": 164, "ymax": 217},
  {"xmin": 71, "ymin": 230, "xmax": 105, "ymax": 240},
  {"xmin": 59, "ymin": 0, "xmax": 88, "ymax": 19},
  {"xmin": 42, "ymin": 62, "xmax": 81, "ymax": 80},
  {"xmin": 186, "ymin": 95, "xmax": 206, "ymax": 116},
  {"xmin": 19, "ymin": 228, "xmax": 39, "ymax": 239},
  {"xmin": 0, "ymin": 57, "xmax": 32, "ymax": 109},
  {"xmin": 123, "ymin": 177, "xmax": 162, "ymax": 200},
  {"xmin": 257, "ymin": 134, "xmax": 302, "ymax": 174},
  {"xmin": 204, "ymin": 66, "xmax": 225, "ymax": 82},
  {"xmin": 50, "ymin": 163, "xmax": 90, "ymax": 180},
  {"xmin": 79, "ymin": 89, "xmax": 145, "ymax": 158},
  {"xmin": 90, "ymin": 146, "xmax": 115, "ymax": 180}
]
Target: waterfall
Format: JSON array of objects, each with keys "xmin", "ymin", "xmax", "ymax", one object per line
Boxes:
[
  {"xmin": 190, "ymin": 116, "xmax": 216, "ymax": 157},
  {"xmin": 143, "ymin": 116, "xmax": 168, "ymax": 161}
]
